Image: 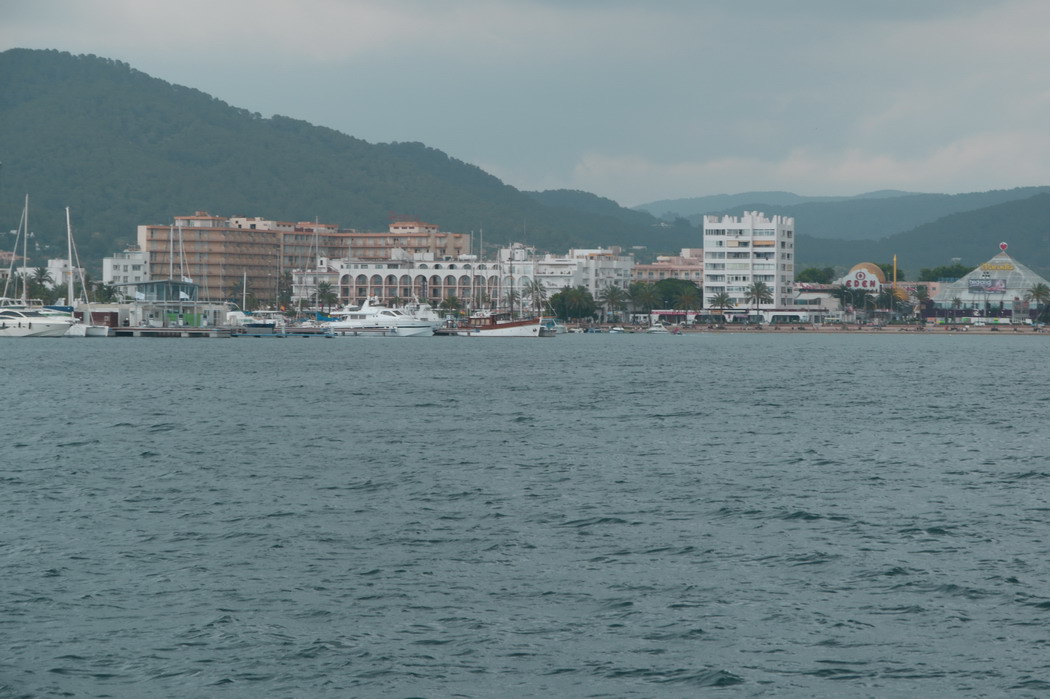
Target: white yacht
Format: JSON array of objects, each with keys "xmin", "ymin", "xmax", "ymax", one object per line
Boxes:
[
  {"xmin": 326, "ymin": 297, "xmax": 434, "ymax": 337},
  {"xmin": 0, "ymin": 308, "xmax": 77, "ymax": 337}
]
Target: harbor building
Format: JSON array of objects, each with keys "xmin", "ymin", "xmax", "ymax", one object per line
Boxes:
[{"xmin": 702, "ymin": 211, "xmax": 796, "ymax": 320}]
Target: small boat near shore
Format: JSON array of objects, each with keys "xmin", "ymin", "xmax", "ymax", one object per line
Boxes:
[{"xmin": 440, "ymin": 311, "xmax": 556, "ymax": 337}]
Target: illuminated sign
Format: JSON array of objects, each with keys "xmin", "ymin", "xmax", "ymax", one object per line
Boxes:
[
  {"xmin": 980, "ymin": 263, "xmax": 1014, "ymax": 271},
  {"xmin": 968, "ymin": 278, "xmax": 1007, "ymax": 293}
]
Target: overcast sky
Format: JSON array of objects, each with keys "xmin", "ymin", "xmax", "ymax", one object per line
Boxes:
[{"xmin": 3, "ymin": 0, "xmax": 1049, "ymax": 206}]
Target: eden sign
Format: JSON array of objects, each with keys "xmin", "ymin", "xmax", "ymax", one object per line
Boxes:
[{"xmin": 844, "ymin": 270, "xmax": 882, "ymax": 290}]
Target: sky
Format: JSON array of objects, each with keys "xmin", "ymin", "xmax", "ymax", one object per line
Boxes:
[{"xmin": 3, "ymin": 0, "xmax": 1050, "ymax": 207}]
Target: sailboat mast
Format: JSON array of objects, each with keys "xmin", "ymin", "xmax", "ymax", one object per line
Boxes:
[
  {"xmin": 21, "ymin": 193, "xmax": 29, "ymax": 304},
  {"xmin": 66, "ymin": 207, "xmax": 74, "ymax": 306}
]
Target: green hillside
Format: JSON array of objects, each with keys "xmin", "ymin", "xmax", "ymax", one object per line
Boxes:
[
  {"xmin": 797, "ymin": 193, "xmax": 1050, "ymax": 279},
  {"xmin": 0, "ymin": 49, "xmax": 688, "ymax": 268}
]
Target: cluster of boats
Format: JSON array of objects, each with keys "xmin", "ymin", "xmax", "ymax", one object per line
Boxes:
[{"xmin": 232, "ymin": 297, "xmax": 558, "ymax": 338}]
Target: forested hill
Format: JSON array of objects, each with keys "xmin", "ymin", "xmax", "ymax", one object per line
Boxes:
[
  {"xmin": 797, "ymin": 193, "xmax": 1050, "ymax": 278},
  {"xmin": 0, "ymin": 49, "xmax": 692, "ymax": 266}
]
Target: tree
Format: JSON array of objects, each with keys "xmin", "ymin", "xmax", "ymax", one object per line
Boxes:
[
  {"xmin": 32, "ymin": 266, "xmax": 54, "ymax": 288},
  {"xmin": 876, "ymin": 263, "xmax": 906, "ymax": 282},
  {"xmin": 950, "ymin": 295, "xmax": 962, "ymax": 324},
  {"xmin": 315, "ymin": 281, "xmax": 337, "ymax": 311},
  {"xmin": 596, "ymin": 285, "xmax": 629, "ymax": 322},
  {"xmin": 674, "ymin": 285, "xmax": 701, "ymax": 312},
  {"xmin": 708, "ymin": 291, "xmax": 734, "ymax": 319},
  {"xmin": 549, "ymin": 285, "xmax": 596, "ymax": 322},
  {"xmin": 912, "ymin": 285, "xmax": 931, "ymax": 320},
  {"xmin": 1025, "ymin": 283, "xmax": 1050, "ymax": 322},
  {"xmin": 648, "ymin": 278, "xmax": 699, "ymax": 309},
  {"xmin": 629, "ymin": 282, "xmax": 660, "ymax": 316},
  {"xmin": 521, "ymin": 279, "xmax": 548, "ymax": 316},
  {"xmin": 503, "ymin": 288, "xmax": 520, "ymax": 317},
  {"xmin": 277, "ymin": 271, "xmax": 294, "ymax": 309},
  {"xmin": 796, "ymin": 267, "xmax": 836, "ymax": 284},
  {"xmin": 743, "ymin": 281, "xmax": 773, "ymax": 322},
  {"xmin": 93, "ymin": 282, "xmax": 118, "ymax": 303},
  {"xmin": 439, "ymin": 295, "xmax": 463, "ymax": 316},
  {"xmin": 919, "ymin": 263, "xmax": 971, "ymax": 282}
]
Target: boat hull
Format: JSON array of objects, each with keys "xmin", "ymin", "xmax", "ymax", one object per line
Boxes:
[
  {"xmin": 328, "ymin": 324, "xmax": 434, "ymax": 337},
  {"xmin": 0, "ymin": 319, "xmax": 74, "ymax": 337},
  {"xmin": 451, "ymin": 318, "xmax": 556, "ymax": 337}
]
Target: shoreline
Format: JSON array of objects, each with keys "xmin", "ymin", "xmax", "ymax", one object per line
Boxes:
[{"xmin": 572, "ymin": 324, "xmax": 1049, "ymax": 336}]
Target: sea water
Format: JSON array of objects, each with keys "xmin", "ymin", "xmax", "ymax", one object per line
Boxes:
[{"xmin": 2, "ymin": 333, "xmax": 1050, "ymax": 698}]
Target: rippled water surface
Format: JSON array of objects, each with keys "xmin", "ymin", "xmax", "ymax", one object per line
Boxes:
[{"xmin": 3, "ymin": 333, "xmax": 1050, "ymax": 697}]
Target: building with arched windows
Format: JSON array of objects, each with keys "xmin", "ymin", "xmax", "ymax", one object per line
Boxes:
[{"xmin": 291, "ymin": 243, "xmax": 636, "ymax": 313}]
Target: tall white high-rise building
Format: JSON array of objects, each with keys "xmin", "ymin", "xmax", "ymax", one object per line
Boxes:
[{"xmin": 702, "ymin": 211, "xmax": 796, "ymax": 316}]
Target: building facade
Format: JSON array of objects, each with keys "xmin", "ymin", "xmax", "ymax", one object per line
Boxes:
[
  {"xmin": 291, "ymin": 243, "xmax": 636, "ymax": 314},
  {"xmin": 102, "ymin": 248, "xmax": 150, "ymax": 286},
  {"xmin": 133, "ymin": 213, "xmax": 469, "ymax": 303},
  {"xmin": 702, "ymin": 211, "xmax": 796, "ymax": 316},
  {"xmin": 632, "ymin": 248, "xmax": 704, "ymax": 285}
]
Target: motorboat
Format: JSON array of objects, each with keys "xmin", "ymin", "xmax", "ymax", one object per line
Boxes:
[
  {"xmin": 609, "ymin": 326, "xmax": 625, "ymax": 334},
  {"xmin": 541, "ymin": 318, "xmax": 568, "ymax": 334},
  {"xmin": 445, "ymin": 311, "xmax": 555, "ymax": 337},
  {"xmin": 398, "ymin": 298, "xmax": 445, "ymax": 330},
  {"xmin": 645, "ymin": 324, "xmax": 671, "ymax": 334},
  {"xmin": 326, "ymin": 297, "xmax": 434, "ymax": 337},
  {"xmin": 0, "ymin": 308, "xmax": 77, "ymax": 337}
]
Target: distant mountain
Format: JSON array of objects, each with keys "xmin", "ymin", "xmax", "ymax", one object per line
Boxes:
[
  {"xmin": 633, "ymin": 190, "xmax": 917, "ymax": 219},
  {"xmin": 0, "ymin": 49, "xmax": 683, "ymax": 267},
  {"xmin": 797, "ymin": 193, "xmax": 1050, "ymax": 279},
  {"xmin": 703, "ymin": 188, "xmax": 1050, "ymax": 241}
]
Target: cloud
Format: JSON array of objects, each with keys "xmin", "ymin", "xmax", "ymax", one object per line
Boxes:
[
  {"xmin": 3, "ymin": 0, "xmax": 1050, "ymax": 204},
  {"xmin": 574, "ymin": 130, "xmax": 1050, "ymax": 205}
]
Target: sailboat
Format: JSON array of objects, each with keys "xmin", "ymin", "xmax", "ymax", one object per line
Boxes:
[
  {"xmin": 62, "ymin": 207, "xmax": 111, "ymax": 337},
  {"xmin": 0, "ymin": 196, "xmax": 77, "ymax": 337}
]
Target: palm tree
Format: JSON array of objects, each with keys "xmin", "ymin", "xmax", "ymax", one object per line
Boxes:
[
  {"xmin": 93, "ymin": 282, "xmax": 118, "ymax": 303},
  {"xmin": 1025, "ymin": 283, "xmax": 1050, "ymax": 322},
  {"xmin": 743, "ymin": 281, "xmax": 773, "ymax": 323},
  {"xmin": 629, "ymin": 282, "xmax": 659, "ymax": 317},
  {"xmin": 503, "ymin": 288, "xmax": 520, "ymax": 317},
  {"xmin": 439, "ymin": 295, "xmax": 463, "ymax": 317},
  {"xmin": 277, "ymin": 271, "xmax": 294, "ymax": 309},
  {"xmin": 597, "ymin": 285, "xmax": 629, "ymax": 322},
  {"xmin": 950, "ymin": 295, "xmax": 962, "ymax": 324},
  {"xmin": 521, "ymin": 279, "xmax": 548, "ymax": 316},
  {"xmin": 32, "ymin": 266, "xmax": 54, "ymax": 288},
  {"xmin": 550, "ymin": 285, "xmax": 596, "ymax": 322},
  {"xmin": 674, "ymin": 286, "xmax": 701, "ymax": 313},
  {"xmin": 315, "ymin": 281, "xmax": 337, "ymax": 311},
  {"xmin": 708, "ymin": 291, "xmax": 734, "ymax": 321}
]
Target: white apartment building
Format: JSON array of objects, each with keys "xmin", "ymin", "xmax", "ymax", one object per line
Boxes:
[
  {"xmin": 103, "ymin": 249, "xmax": 150, "ymax": 286},
  {"xmin": 702, "ymin": 211, "xmax": 796, "ymax": 316}
]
